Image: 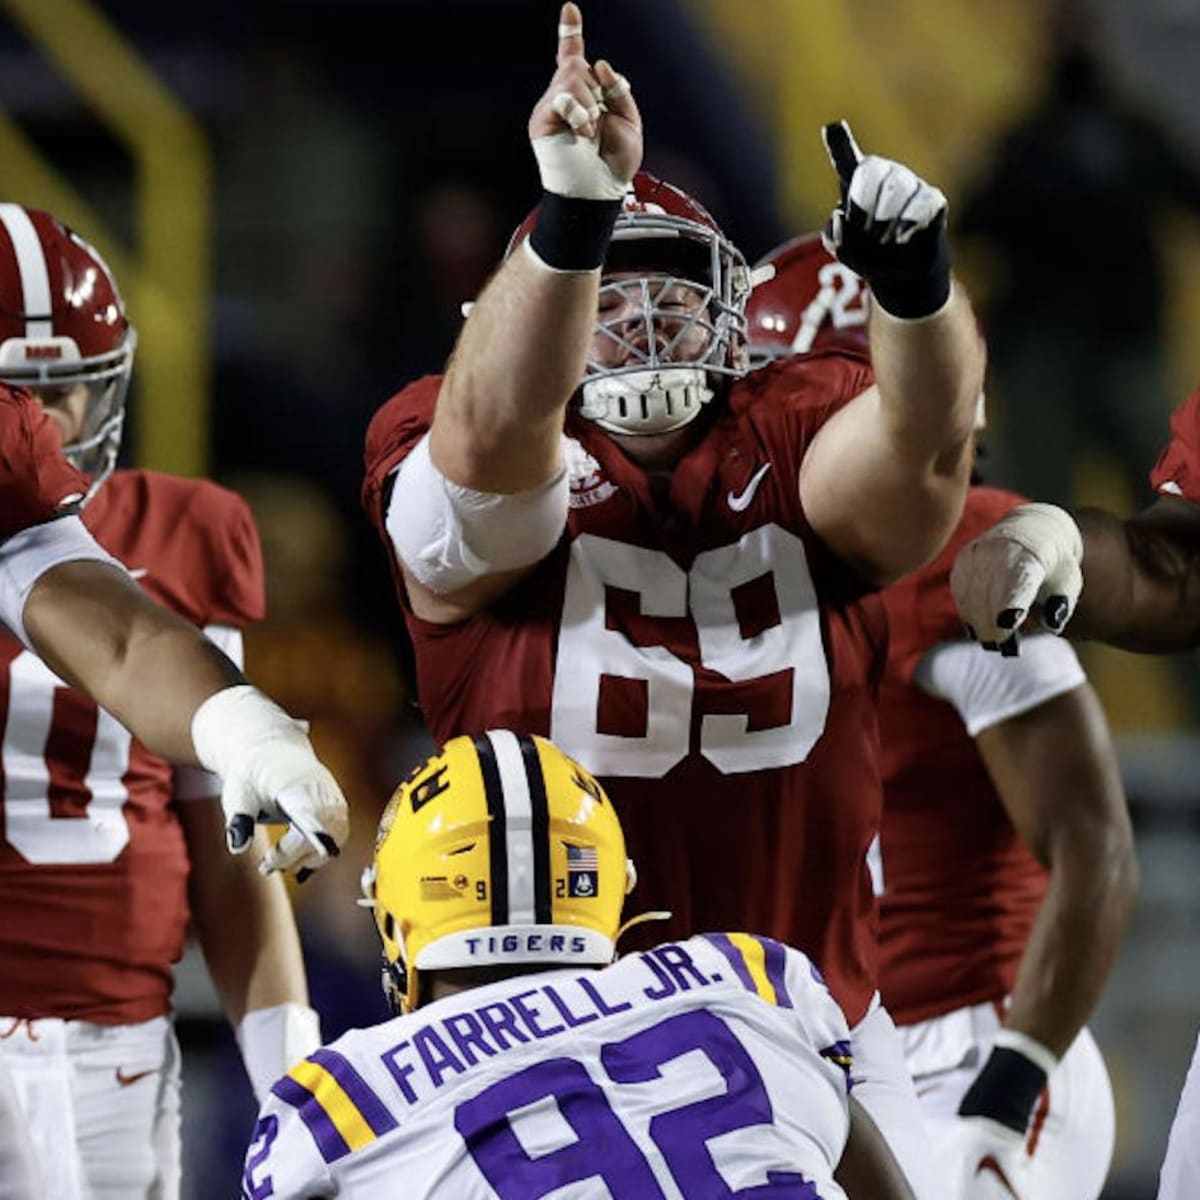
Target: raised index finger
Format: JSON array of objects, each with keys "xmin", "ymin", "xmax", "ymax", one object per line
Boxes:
[
  {"xmin": 557, "ymin": 1, "xmax": 585, "ymax": 66},
  {"xmin": 822, "ymin": 120, "xmax": 864, "ymax": 185}
]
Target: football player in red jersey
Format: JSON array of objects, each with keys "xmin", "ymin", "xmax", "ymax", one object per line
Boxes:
[
  {"xmin": 748, "ymin": 236, "xmax": 1137, "ymax": 1199},
  {"xmin": 0, "ymin": 206, "xmax": 345, "ymax": 1199},
  {"xmin": 952, "ymin": 387, "xmax": 1200, "ymax": 1199},
  {"xmin": 361, "ymin": 6, "xmax": 983, "ymax": 1196}
]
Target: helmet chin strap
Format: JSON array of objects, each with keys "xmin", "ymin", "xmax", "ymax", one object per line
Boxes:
[{"xmin": 580, "ymin": 367, "xmax": 714, "ymax": 436}]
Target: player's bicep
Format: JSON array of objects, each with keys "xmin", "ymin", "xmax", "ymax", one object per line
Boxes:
[
  {"xmin": 243, "ymin": 1104, "xmax": 334, "ymax": 1200},
  {"xmin": 1, "ymin": 516, "xmax": 121, "ymax": 650},
  {"xmin": 973, "ymin": 682, "xmax": 1126, "ymax": 866},
  {"xmin": 800, "ymin": 384, "xmax": 962, "ymax": 585}
]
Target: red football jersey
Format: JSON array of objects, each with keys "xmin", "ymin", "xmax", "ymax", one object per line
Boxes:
[
  {"xmin": 876, "ymin": 486, "xmax": 1049, "ymax": 1026},
  {"xmin": 0, "ymin": 384, "xmax": 88, "ymax": 539},
  {"xmin": 364, "ymin": 355, "xmax": 890, "ymax": 1024},
  {"xmin": 0, "ymin": 469, "xmax": 264, "ymax": 1023},
  {"xmin": 1149, "ymin": 385, "xmax": 1200, "ymax": 505}
]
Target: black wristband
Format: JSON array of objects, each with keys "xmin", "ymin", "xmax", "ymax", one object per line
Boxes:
[
  {"xmin": 528, "ymin": 193, "xmax": 621, "ymax": 272},
  {"xmin": 958, "ymin": 1046, "xmax": 1048, "ymax": 1135},
  {"xmin": 866, "ymin": 231, "xmax": 951, "ymax": 320}
]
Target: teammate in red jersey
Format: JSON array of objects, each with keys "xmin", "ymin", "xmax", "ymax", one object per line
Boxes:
[
  {"xmin": 0, "ymin": 206, "xmax": 344, "ymax": 1199},
  {"xmin": 361, "ymin": 7, "xmax": 983, "ymax": 1195},
  {"xmin": 952, "ymin": 382, "xmax": 1200, "ymax": 1199},
  {"xmin": 748, "ymin": 237, "xmax": 1137, "ymax": 1198}
]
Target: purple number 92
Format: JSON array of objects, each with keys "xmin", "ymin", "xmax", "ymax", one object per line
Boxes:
[{"xmin": 454, "ymin": 1009, "xmax": 819, "ymax": 1198}]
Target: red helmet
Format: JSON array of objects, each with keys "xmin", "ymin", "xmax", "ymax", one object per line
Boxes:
[
  {"xmin": 511, "ymin": 172, "xmax": 751, "ymax": 436},
  {"xmin": 0, "ymin": 205, "xmax": 136, "ymax": 495},
  {"xmin": 745, "ymin": 232, "xmax": 870, "ymax": 367}
]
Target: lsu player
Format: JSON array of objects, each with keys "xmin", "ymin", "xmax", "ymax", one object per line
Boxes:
[
  {"xmin": 952, "ymin": 385, "xmax": 1200, "ymax": 1198},
  {"xmin": 363, "ymin": 6, "xmax": 983, "ymax": 1195},
  {"xmin": 748, "ymin": 238, "xmax": 1138, "ymax": 1198},
  {"xmin": 0, "ymin": 206, "xmax": 335, "ymax": 1199},
  {"xmin": 243, "ymin": 730, "xmax": 919, "ymax": 1199}
]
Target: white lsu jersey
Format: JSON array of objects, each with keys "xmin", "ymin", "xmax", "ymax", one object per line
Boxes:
[{"xmin": 242, "ymin": 934, "xmax": 855, "ymax": 1199}]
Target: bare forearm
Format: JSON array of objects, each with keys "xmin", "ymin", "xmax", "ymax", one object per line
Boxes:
[
  {"xmin": 977, "ymin": 686, "xmax": 1137, "ymax": 1057},
  {"xmin": 1073, "ymin": 503, "xmax": 1200, "ymax": 650},
  {"xmin": 25, "ymin": 562, "xmax": 242, "ymax": 763},
  {"xmin": 869, "ymin": 280, "xmax": 983, "ymax": 471},
  {"xmin": 184, "ymin": 803, "xmax": 308, "ymax": 1026},
  {"xmin": 1005, "ymin": 832, "xmax": 1137, "ymax": 1057},
  {"xmin": 803, "ymin": 283, "xmax": 984, "ymax": 583},
  {"xmin": 835, "ymin": 1097, "xmax": 917, "ymax": 1200},
  {"xmin": 431, "ymin": 248, "xmax": 598, "ymax": 492}
]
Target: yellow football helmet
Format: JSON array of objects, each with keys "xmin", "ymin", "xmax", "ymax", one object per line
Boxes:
[{"xmin": 362, "ymin": 730, "xmax": 637, "ymax": 1014}]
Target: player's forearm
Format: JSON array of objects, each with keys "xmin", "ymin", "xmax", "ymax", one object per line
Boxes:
[
  {"xmin": 869, "ymin": 281, "xmax": 983, "ymax": 471},
  {"xmin": 1004, "ymin": 823, "xmax": 1137, "ymax": 1057},
  {"xmin": 976, "ymin": 684, "xmax": 1136, "ymax": 1058},
  {"xmin": 24, "ymin": 561, "xmax": 242, "ymax": 763},
  {"xmin": 1073, "ymin": 504, "xmax": 1200, "ymax": 650},
  {"xmin": 815, "ymin": 285, "xmax": 981, "ymax": 580},
  {"xmin": 431, "ymin": 248, "xmax": 598, "ymax": 493},
  {"xmin": 835, "ymin": 1097, "xmax": 918, "ymax": 1200},
  {"xmin": 184, "ymin": 803, "xmax": 310, "ymax": 1025}
]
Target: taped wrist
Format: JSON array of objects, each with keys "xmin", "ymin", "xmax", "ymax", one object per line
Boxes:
[
  {"xmin": 528, "ymin": 193, "xmax": 621, "ymax": 272},
  {"xmin": 866, "ymin": 231, "xmax": 951, "ymax": 320},
  {"xmin": 191, "ymin": 685, "xmax": 308, "ymax": 777},
  {"xmin": 237, "ymin": 1002, "xmax": 322, "ymax": 1103},
  {"xmin": 958, "ymin": 1042, "xmax": 1051, "ymax": 1134}
]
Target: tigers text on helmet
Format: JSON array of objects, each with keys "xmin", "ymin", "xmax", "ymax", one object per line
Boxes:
[
  {"xmin": 361, "ymin": 730, "xmax": 638, "ymax": 1015},
  {"xmin": 510, "ymin": 173, "xmax": 751, "ymax": 437},
  {"xmin": 0, "ymin": 205, "xmax": 136, "ymax": 499},
  {"xmin": 744, "ymin": 232, "xmax": 870, "ymax": 368}
]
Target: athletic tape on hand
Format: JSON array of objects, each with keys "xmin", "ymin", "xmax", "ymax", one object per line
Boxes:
[{"xmin": 531, "ymin": 130, "xmax": 628, "ymax": 200}]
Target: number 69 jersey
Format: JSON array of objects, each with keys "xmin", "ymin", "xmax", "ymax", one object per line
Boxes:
[
  {"xmin": 242, "ymin": 935, "xmax": 855, "ymax": 1200},
  {"xmin": 364, "ymin": 355, "xmax": 886, "ymax": 1026}
]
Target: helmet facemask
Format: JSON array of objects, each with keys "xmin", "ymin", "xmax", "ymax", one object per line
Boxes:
[
  {"xmin": 580, "ymin": 213, "xmax": 750, "ymax": 437},
  {"xmin": 7, "ymin": 329, "xmax": 137, "ymax": 501}
]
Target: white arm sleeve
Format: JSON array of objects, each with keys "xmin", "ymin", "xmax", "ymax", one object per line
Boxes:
[
  {"xmin": 913, "ymin": 634, "xmax": 1087, "ymax": 737},
  {"xmin": 173, "ymin": 624, "xmax": 245, "ymax": 800},
  {"xmin": 0, "ymin": 515, "xmax": 121, "ymax": 651},
  {"xmin": 386, "ymin": 432, "xmax": 569, "ymax": 594}
]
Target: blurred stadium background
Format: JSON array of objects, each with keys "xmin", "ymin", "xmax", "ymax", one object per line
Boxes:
[{"xmin": 2, "ymin": 0, "xmax": 1199, "ymax": 1194}]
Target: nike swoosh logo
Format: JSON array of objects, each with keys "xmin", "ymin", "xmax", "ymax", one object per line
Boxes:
[
  {"xmin": 128, "ymin": 567, "xmax": 148, "ymax": 580},
  {"xmin": 977, "ymin": 1154, "xmax": 1020, "ymax": 1198},
  {"xmin": 115, "ymin": 1067, "xmax": 157, "ymax": 1087},
  {"xmin": 727, "ymin": 462, "xmax": 772, "ymax": 512}
]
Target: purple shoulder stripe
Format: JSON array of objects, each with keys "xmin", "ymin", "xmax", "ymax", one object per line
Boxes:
[
  {"xmin": 750, "ymin": 935, "xmax": 794, "ymax": 1009},
  {"xmin": 701, "ymin": 933, "xmax": 757, "ymax": 995},
  {"xmin": 271, "ymin": 1074, "xmax": 351, "ymax": 1164},
  {"xmin": 310, "ymin": 1048, "xmax": 398, "ymax": 1136}
]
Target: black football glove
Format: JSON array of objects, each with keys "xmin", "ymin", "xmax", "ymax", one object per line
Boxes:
[{"xmin": 821, "ymin": 120, "xmax": 951, "ymax": 319}]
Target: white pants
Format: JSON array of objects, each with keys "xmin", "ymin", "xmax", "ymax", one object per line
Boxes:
[
  {"xmin": 1158, "ymin": 1026, "xmax": 1200, "ymax": 1199},
  {"xmin": 0, "ymin": 1059, "xmax": 40, "ymax": 1200},
  {"xmin": 0, "ymin": 1014, "xmax": 181, "ymax": 1200},
  {"xmin": 850, "ymin": 998, "xmax": 941, "ymax": 1200},
  {"xmin": 900, "ymin": 1001, "xmax": 1114, "ymax": 1200}
]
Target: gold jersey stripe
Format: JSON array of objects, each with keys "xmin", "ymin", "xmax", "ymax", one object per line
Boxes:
[
  {"xmin": 726, "ymin": 931, "xmax": 779, "ymax": 1006},
  {"xmin": 288, "ymin": 1059, "xmax": 379, "ymax": 1153}
]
